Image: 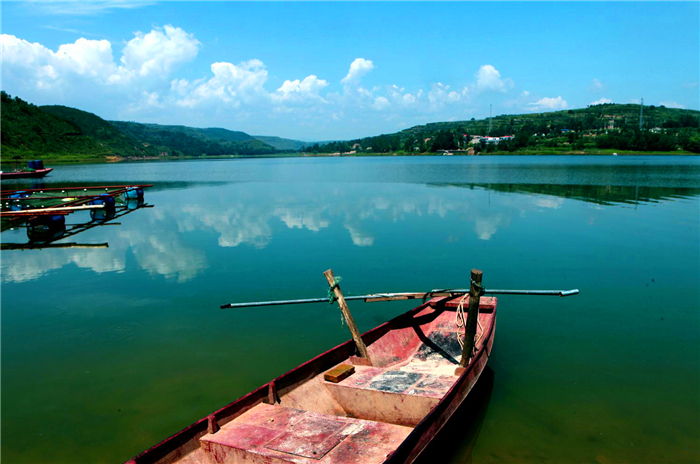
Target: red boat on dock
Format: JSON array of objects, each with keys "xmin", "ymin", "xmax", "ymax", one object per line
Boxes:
[{"xmin": 125, "ymin": 284, "xmax": 497, "ymax": 464}]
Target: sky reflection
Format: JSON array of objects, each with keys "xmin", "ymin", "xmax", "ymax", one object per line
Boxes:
[{"xmin": 3, "ymin": 181, "xmax": 696, "ymax": 284}]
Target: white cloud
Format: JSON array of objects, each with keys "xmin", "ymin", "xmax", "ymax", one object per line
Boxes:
[
  {"xmin": 590, "ymin": 98, "xmax": 613, "ymax": 106},
  {"xmin": 591, "ymin": 78, "xmax": 604, "ymax": 91},
  {"xmin": 1, "ymin": 33, "xmax": 120, "ymax": 87},
  {"xmin": 41, "ymin": 26, "xmax": 105, "ymax": 38},
  {"xmin": 683, "ymin": 82, "xmax": 698, "ymax": 89},
  {"xmin": 474, "ymin": 65, "xmax": 513, "ymax": 93},
  {"xmin": 520, "ymin": 90, "xmax": 530, "ymax": 97},
  {"xmin": 272, "ymin": 75, "xmax": 328, "ymax": 105},
  {"xmin": 426, "ymin": 83, "xmax": 468, "ymax": 110},
  {"xmin": 28, "ymin": 1, "xmax": 154, "ymax": 16},
  {"xmin": 659, "ymin": 101, "xmax": 685, "ymax": 109},
  {"xmin": 341, "ymin": 58, "xmax": 374, "ymax": 85},
  {"xmin": 372, "ymin": 96, "xmax": 391, "ymax": 111},
  {"xmin": 175, "ymin": 59, "xmax": 268, "ymax": 108},
  {"xmin": 121, "ymin": 25, "xmax": 201, "ymax": 78},
  {"xmin": 125, "ymin": 90, "xmax": 164, "ymax": 113},
  {"xmin": 528, "ymin": 96, "xmax": 568, "ymax": 111},
  {"xmin": 1, "ymin": 28, "xmax": 561, "ymax": 139},
  {"xmin": 1, "ymin": 24, "xmax": 200, "ymax": 92},
  {"xmin": 386, "ymin": 84, "xmax": 422, "ymax": 107}
]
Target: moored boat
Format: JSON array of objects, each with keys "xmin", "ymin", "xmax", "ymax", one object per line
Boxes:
[
  {"xmin": 1, "ymin": 167, "xmax": 53, "ymax": 179},
  {"xmin": 0, "ymin": 160, "xmax": 53, "ymax": 179},
  {"xmin": 125, "ymin": 294, "xmax": 497, "ymax": 464}
]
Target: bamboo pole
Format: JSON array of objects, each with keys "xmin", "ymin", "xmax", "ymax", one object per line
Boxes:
[
  {"xmin": 460, "ymin": 269, "xmax": 483, "ymax": 368},
  {"xmin": 220, "ymin": 288, "xmax": 579, "ymax": 308},
  {"xmin": 324, "ymin": 269, "xmax": 371, "ymax": 362},
  {"xmin": 1, "ymin": 242, "xmax": 109, "ymax": 250},
  {"xmin": 1, "ymin": 184, "xmax": 153, "ymax": 194},
  {"xmin": 0, "ymin": 204, "xmax": 104, "ymax": 217}
]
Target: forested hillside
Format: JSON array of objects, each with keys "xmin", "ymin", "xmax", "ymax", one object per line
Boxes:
[
  {"xmin": 253, "ymin": 135, "xmax": 308, "ymax": 151},
  {"xmin": 110, "ymin": 122, "xmax": 277, "ymax": 157},
  {"xmin": 41, "ymin": 105, "xmax": 156, "ymax": 157},
  {"xmin": 0, "ymin": 92, "xmax": 279, "ymax": 161},
  {"xmin": 3, "ymin": 91, "xmax": 698, "ymax": 162},
  {"xmin": 1, "ymin": 92, "xmax": 116, "ymax": 160},
  {"xmin": 308, "ymin": 104, "xmax": 700, "ymax": 154}
]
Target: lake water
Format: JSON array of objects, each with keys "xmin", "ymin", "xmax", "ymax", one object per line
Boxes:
[{"xmin": 2, "ymin": 156, "xmax": 699, "ymax": 464}]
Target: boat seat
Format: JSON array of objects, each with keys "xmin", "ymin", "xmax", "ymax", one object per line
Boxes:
[
  {"xmin": 200, "ymin": 403, "xmax": 412, "ymax": 464},
  {"xmin": 320, "ymin": 329, "xmax": 465, "ymax": 426}
]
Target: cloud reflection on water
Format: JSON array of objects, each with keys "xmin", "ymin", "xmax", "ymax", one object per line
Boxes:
[
  {"xmin": 4, "ymin": 181, "xmax": 695, "ymax": 284},
  {"xmin": 2, "ymin": 211, "xmax": 207, "ymax": 284}
]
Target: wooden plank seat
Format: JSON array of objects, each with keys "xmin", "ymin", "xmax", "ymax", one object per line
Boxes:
[
  {"xmin": 320, "ymin": 327, "xmax": 467, "ymax": 427},
  {"xmin": 200, "ymin": 403, "xmax": 412, "ymax": 464}
]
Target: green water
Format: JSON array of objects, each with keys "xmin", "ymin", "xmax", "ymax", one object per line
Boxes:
[{"xmin": 2, "ymin": 156, "xmax": 699, "ymax": 464}]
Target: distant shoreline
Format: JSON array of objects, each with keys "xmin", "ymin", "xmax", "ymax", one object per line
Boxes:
[{"xmin": 4, "ymin": 150, "xmax": 697, "ymax": 166}]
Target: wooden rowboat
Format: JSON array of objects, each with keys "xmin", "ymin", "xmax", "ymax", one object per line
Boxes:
[{"xmin": 125, "ymin": 294, "xmax": 497, "ymax": 464}]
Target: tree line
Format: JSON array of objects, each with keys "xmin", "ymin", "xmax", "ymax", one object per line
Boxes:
[{"xmin": 304, "ymin": 106, "xmax": 700, "ymax": 154}]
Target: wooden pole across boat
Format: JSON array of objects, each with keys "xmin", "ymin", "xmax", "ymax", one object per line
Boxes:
[
  {"xmin": 460, "ymin": 269, "xmax": 483, "ymax": 367},
  {"xmin": 323, "ymin": 269, "xmax": 371, "ymax": 363},
  {"xmin": 220, "ymin": 288, "xmax": 579, "ymax": 309}
]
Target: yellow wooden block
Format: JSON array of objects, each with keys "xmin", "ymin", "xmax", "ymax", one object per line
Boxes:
[{"xmin": 324, "ymin": 364, "xmax": 355, "ymax": 383}]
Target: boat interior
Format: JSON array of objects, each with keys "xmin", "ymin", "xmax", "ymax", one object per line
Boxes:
[{"xmin": 135, "ymin": 297, "xmax": 496, "ymax": 464}]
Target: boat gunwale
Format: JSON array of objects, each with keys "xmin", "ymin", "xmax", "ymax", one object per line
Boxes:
[{"xmin": 126, "ymin": 297, "xmax": 496, "ymax": 464}]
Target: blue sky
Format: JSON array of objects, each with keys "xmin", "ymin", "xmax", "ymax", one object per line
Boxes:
[{"xmin": 2, "ymin": 1, "xmax": 698, "ymax": 140}]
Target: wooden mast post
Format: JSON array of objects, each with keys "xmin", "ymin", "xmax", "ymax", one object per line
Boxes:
[
  {"xmin": 459, "ymin": 269, "xmax": 483, "ymax": 368},
  {"xmin": 324, "ymin": 269, "xmax": 371, "ymax": 364}
]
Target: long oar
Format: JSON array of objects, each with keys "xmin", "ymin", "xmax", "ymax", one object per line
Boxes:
[{"xmin": 220, "ymin": 288, "xmax": 579, "ymax": 309}]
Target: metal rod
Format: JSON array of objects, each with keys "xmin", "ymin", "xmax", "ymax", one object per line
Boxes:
[{"xmin": 220, "ymin": 288, "xmax": 579, "ymax": 309}]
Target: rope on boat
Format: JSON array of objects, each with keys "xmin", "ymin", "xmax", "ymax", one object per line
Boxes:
[
  {"xmin": 471, "ymin": 279, "xmax": 485, "ymax": 294},
  {"xmin": 455, "ymin": 293, "xmax": 468, "ymax": 349},
  {"xmin": 327, "ymin": 276, "xmax": 345, "ymax": 327},
  {"xmin": 455, "ymin": 289, "xmax": 483, "ymax": 353},
  {"xmin": 327, "ymin": 276, "xmax": 343, "ymax": 304}
]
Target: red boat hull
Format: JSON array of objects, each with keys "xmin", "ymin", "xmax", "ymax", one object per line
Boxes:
[
  {"xmin": 126, "ymin": 296, "xmax": 497, "ymax": 464},
  {"xmin": 0, "ymin": 168, "xmax": 53, "ymax": 179}
]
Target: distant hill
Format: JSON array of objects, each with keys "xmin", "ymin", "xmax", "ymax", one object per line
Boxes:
[
  {"xmin": 121, "ymin": 123, "xmax": 253, "ymax": 143},
  {"xmin": 400, "ymin": 104, "xmax": 700, "ymax": 138},
  {"xmin": 3, "ymin": 91, "xmax": 697, "ymax": 162},
  {"xmin": 111, "ymin": 122, "xmax": 276, "ymax": 157},
  {"xmin": 0, "ymin": 92, "xmax": 280, "ymax": 161},
  {"xmin": 309, "ymin": 103, "xmax": 700, "ymax": 154},
  {"xmin": 41, "ymin": 105, "xmax": 156, "ymax": 157},
  {"xmin": 253, "ymin": 135, "xmax": 309, "ymax": 151},
  {"xmin": 1, "ymin": 92, "xmax": 121, "ymax": 160}
]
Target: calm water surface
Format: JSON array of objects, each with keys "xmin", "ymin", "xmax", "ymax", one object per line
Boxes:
[{"xmin": 2, "ymin": 156, "xmax": 699, "ymax": 464}]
